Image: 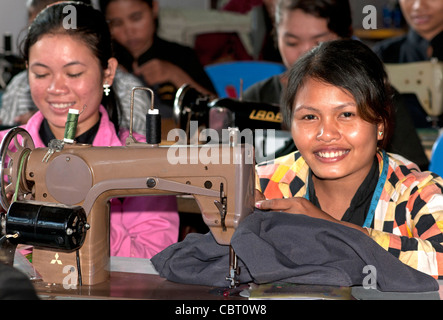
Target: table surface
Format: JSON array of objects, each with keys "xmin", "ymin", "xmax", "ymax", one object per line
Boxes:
[
  {"xmin": 34, "ymin": 272, "xmax": 247, "ymax": 300},
  {"xmin": 29, "ymin": 257, "xmax": 443, "ymax": 300},
  {"xmin": 29, "ymin": 256, "xmax": 245, "ymax": 300}
]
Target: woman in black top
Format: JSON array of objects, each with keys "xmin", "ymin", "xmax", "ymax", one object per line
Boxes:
[{"xmin": 99, "ymin": 0, "xmax": 216, "ymax": 116}]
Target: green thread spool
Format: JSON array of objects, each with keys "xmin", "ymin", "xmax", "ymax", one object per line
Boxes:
[{"xmin": 64, "ymin": 109, "xmax": 79, "ymax": 143}]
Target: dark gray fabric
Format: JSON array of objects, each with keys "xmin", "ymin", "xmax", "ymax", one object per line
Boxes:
[
  {"xmin": 0, "ymin": 263, "xmax": 39, "ymax": 300},
  {"xmin": 151, "ymin": 211, "xmax": 438, "ymax": 292},
  {"xmin": 152, "ymin": 231, "xmax": 253, "ymax": 287}
]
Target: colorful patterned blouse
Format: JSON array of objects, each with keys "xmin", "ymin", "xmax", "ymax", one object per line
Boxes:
[{"xmin": 256, "ymin": 150, "xmax": 443, "ymax": 279}]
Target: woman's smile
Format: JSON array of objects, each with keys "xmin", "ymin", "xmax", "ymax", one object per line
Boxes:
[
  {"xmin": 292, "ymin": 77, "xmax": 382, "ymax": 182},
  {"xmin": 314, "ymin": 148, "xmax": 350, "ymax": 162}
]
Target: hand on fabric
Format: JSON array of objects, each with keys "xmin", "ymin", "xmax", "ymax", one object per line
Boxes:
[
  {"xmin": 255, "ymin": 195, "xmax": 333, "ymax": 220},
  {"xmin": 254, "ymin": 191, "xmax": 369, "ymax": 235}
]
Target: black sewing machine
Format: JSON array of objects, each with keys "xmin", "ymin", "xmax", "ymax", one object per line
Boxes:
[{"xmin": 173, "ymin": 84, "xmax": 293, "ymax": 163}]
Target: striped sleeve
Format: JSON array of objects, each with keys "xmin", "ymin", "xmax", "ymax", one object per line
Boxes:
[{"xmin": 0, "ymin": 71, "xmax": 36, "ymax": 126}]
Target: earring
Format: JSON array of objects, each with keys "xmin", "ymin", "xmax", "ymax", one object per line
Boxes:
[
  {"xmin": 103, "ymin": 83, "xmax": 111, "ymax": 96},
  {"xmin": 378, "ymin": 131, "xmax": 383, "ymax": 137}
]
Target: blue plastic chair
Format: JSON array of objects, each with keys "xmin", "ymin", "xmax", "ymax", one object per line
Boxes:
[
  {"xmin": 205, "ymin": 61, "xmax": 286, "ymax": 98},
  {"xmin": 430, "ymin": 134, "xmax": 443, "ymax": 176}
]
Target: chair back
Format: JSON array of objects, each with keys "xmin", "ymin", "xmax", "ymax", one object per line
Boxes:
[
  {"xmin": 429, "ymin": 133, "xmax": 443, "ymax": 176},
  {"xmin": 205, "ymin": 61, "xmax": 286, "ymax": 98}
]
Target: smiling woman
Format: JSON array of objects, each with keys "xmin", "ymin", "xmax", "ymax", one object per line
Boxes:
[
  {"xmin": 27, "ymin": 33, "xmax": 115, "ymax": 138},
  {"xmin": 0, "ymin": 2, "xmax": 179, "ymax": 259},
  {"xmin": 291, "ymin": 78, "xmax": 381, "ymax": 185},
  {"xmin": 255, "ymin": 39, "xmax": 443, "ymax": 280}
]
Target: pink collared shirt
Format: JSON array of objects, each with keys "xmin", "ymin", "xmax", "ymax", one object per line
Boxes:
[{"xmin": 0, "ymin": 106, "xmax": 179, "ymax": 258}]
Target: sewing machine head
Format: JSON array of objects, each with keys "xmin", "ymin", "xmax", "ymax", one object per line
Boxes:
[
  {"xmin": 174, "ymin": 84, "xmax": 293, "ymax": 164},
  {"xmin": 0, "ymin": 87, "xmax": 255, "ymax": 286},
  {"xmin": 174, "ymin": 84, "xmax": 284, "ymax": 134},
  {"xmin": 385, "ymin": 59, "xmax": 443, "ymax": 118}
]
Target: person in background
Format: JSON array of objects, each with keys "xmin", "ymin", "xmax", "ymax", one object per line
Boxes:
[
  {"xmin": 244, "ymin": 0, "xmax": 352, "ymax": 106},
  {"xmin": 243, "ymin": 0, "xmax": 429, "ymax": 171},
  {"xmin": 218, "ymin": 0, "xmax": 281, "ymax": 63},
  {"xmin": 373, "ymin": 0, "xmax": 443, "ymax": 63},
  {"xmin": 372, "ymin": 0, "xmax": 443, "ymax": 128},
  {"xmin": 99, "ymin": 0, "xmax": 216, "ymax": 118},
  {"xmin": 0, "ymin": 0, "xmax": 150, "ymax": 136},
  {"xmin": 0, "ymin": 2, "xmax": 179, "ymax": 258},
  {"xmin": 255, "ymin": 39, "xmax": 443, "ymax": 279}
]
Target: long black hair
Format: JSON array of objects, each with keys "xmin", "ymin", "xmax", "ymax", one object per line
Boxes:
[
  {"xmin": 283, "ymin": 39, "xmax": 394, "ymax": 149},
  {"xmin": 22, "ymin": 1, "xmax": 122, "ymax": 133}
]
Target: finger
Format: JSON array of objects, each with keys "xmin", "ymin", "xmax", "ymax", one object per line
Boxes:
[{"xmin": 255, "ymin": 199, "xmax": 290, "ymax": 211}]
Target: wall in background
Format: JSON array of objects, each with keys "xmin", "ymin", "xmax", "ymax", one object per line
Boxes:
[{"xmin": 0, "ymin": 0, "xmax": 27, "ymax": 55}]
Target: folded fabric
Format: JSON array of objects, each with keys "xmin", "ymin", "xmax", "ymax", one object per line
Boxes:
[{"xmin": 151, "ymin": 211, "xmax": 438, "ymax": 292}]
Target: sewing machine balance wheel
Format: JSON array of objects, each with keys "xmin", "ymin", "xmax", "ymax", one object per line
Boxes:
[{"xmin": 0, "ymin": 127, "xmax": 35, "ymax": 211}]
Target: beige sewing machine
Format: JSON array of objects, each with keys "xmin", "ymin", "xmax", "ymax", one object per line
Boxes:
[
  {"xmin": 0, "ymin": 87, "xmax": 255, "ymax": 288},
  {"xmin": 385, "ymin": 59, "xmax": 443, "ymax": 118}
]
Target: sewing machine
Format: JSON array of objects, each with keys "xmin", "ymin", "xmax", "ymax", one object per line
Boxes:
[
  {"xmin": 0, "ymin": 87, "xmax": 255, "ymax": 288},
  {"xmin": 174, "ymin": 84, "xmax": 292, "ymax": 163},
  {"xmin": 174, "ymin": 84, "xmax": 283, "ymax": 133},
  {"xmin": 385, "ymin": 59, "xmax": 443, "ymax": 118}
]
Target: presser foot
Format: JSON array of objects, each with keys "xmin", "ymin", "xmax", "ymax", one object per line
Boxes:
[
  {"xmin": 226, "ymin": 269, "xmax": 240, "ymax": 288},
  {"xmin": 226, "ymin": 245, "xmax": 240, "ymax": 288}
]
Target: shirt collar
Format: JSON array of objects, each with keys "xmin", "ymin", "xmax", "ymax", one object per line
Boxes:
[{"xmin": 25, "ymin": 105, "xmax": 121, "ymax": 148}]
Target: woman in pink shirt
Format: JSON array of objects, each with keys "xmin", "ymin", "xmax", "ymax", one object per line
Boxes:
[{"xmin": 0, "ymin": 2, "xmax": 179, "ymax": 258}]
